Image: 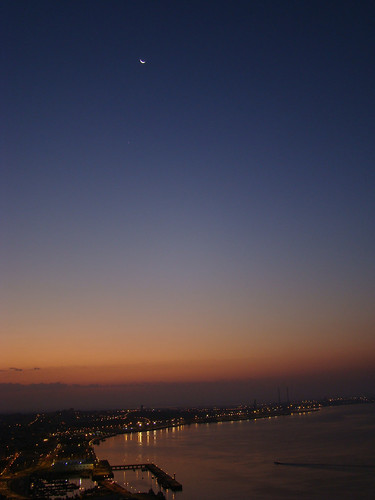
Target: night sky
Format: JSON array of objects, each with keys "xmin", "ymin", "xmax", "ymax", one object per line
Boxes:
[{"xmin": 2, "ymin": 0, "xmax": 375, "ymax": 411}]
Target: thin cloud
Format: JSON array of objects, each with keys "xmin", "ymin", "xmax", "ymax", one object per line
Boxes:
[{"xmin": 5, "ymin": 367, "xmax": 41, "ymax": 372}]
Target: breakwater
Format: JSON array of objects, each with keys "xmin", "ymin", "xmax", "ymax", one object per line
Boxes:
[{"xmin": 111, "ymin": 463, "xmax": 182, "ymax": 491}]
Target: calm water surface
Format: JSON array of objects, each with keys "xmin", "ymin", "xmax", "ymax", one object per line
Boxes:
[{"xmin": 95, "ymin": 404, "xmax": 375, "ymax": 499}]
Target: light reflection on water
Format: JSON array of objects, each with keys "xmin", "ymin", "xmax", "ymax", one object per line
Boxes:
[{"xmin": 95, "ymin": 404, "xmax": 375, "ymax": 499}]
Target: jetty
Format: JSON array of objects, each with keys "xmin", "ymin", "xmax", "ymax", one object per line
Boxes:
[{"xmin": 110, "ymin": 463, "xmax": 182, "ymax": 491}]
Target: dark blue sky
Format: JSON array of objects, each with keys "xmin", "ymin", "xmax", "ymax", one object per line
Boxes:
[{"xmin": 1, "ymin": 1, "xmax": 375, "ymax": 407}]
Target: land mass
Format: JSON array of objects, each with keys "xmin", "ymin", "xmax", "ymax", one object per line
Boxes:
[{"xmin": 0, "ymin": 396, "xmax": 373, "ymax": 499}]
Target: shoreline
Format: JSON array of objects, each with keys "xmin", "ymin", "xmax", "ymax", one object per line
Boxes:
[
  {"xmin": 93, "ymin": 406, "xmax": 321, "ymax": 445},
  {"xmin": 92, "ymin": 399, "xmax": 375, "ymax": 445}
]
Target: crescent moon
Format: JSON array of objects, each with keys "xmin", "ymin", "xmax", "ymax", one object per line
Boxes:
[{"xmin": 139, "ymin": 59, "xmax": 146, "ymax": 64}]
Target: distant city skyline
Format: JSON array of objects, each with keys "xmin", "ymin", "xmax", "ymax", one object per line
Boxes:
[{"xmin": 2, "ymin": 0, "xmax": 375, "ymax": 411}]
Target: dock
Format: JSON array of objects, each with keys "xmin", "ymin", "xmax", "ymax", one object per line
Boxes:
[
  {"xmin": 112, "ymin": 464, "xmax": 148, "ymax": 471},
  {"xmin": 110, "ymin": 463, "xmax": 182, "ymax": 491}
]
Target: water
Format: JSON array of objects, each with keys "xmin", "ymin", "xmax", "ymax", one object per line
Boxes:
[
  {"xmin": 95, "ymin": 404, "xmax": 375, "ymax": 499},
  {"xmin": 30, "ymin": 477, "xmax": 95, "ymax": 499}
]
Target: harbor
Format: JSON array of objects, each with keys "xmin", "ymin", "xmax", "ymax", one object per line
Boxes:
[{"xmin": 100, "ymin": 462, "xmax": 182, "ymax": 491}]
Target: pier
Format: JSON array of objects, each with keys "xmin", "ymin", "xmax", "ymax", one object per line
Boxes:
[
  {"xmin": 112, "ymin": 464, "xmax": 148, "ymax": 471},
  {"xmin": 110, "ymin": 463, "xmax": 182, "ymax": 491}
]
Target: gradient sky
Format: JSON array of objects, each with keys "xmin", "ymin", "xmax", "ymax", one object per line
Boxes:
[{"xmin": 2, "ymin": 1, "xmax": 375, "ymax": 410}]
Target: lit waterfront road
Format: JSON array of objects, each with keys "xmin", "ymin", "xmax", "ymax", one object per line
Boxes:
[{"xmin": 0, "ymin": 452, "xmax": 20, "ymax": 476}]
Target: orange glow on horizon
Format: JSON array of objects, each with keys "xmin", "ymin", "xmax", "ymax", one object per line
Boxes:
[
  {"xmin": 2, "ymin": 292, "xmax": 374, "ymax": 387},
  {"xmin": 1, "ymin": 346, "xmax": 375, "ymax": 386}
]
